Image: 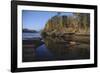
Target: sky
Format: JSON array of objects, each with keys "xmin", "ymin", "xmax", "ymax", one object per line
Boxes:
[{"xmin": 22, "ymin": 10, "xmax": 73, "ymax": 31}]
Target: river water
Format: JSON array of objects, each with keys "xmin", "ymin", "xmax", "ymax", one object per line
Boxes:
[
  {"xmin": 22, "ymin": 32, "xmax": 41, "ymax": 40},
  {"xmin": 22, "ymin": 32, "xmax": 90, "ymax": 62}
]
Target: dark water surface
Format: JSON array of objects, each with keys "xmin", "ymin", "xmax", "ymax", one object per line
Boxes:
[{"xmin": 22, "ymin": 32, "xmax": 90, "ymax": 62}]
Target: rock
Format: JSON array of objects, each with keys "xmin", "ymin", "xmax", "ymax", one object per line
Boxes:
[{"xmin": 69, "ymin": 41, "xmax": 76, "ymax": 45}]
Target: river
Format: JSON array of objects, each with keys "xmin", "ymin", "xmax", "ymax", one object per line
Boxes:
[
  {"xmin": 22, "ymin": 32, "xmax": 90, "ymax": 62},
  {"xmin": 22, "ymin": 32, "xmax": 42, "ymax": 40}
]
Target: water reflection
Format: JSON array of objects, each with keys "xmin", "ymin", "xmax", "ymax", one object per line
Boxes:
[
  {"xmin": 23, "ymin": 34, "xmax": 90, "ymax": 62},
  {"xmin": 38, "ymin": 35, "xmax": 90, "ymax": 60}
]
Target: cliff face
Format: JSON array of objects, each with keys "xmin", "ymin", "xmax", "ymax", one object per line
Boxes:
[
  {"xmin": 42, "ymin": 13, "xmax": 90, "ymax": 37},
  {"xmin": 44, "ymin": 15, "xmax": 66, "ymax": 35}
]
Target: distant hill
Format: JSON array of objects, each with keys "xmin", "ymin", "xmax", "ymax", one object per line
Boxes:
[{"xmin": 23, "ymin": 29, "xmax": 38, "ymax": 33}]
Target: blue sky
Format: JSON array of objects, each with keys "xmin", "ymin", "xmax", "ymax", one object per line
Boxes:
[{"xmin": 22, "ymin": 10, "xmax": 73, "ymax": 31}]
